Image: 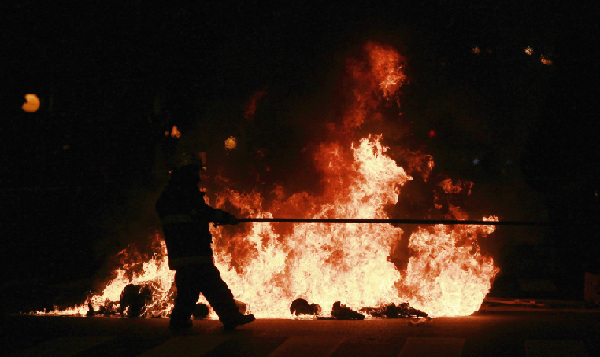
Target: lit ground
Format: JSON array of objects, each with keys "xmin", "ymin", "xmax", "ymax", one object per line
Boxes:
[{"xmin": 3, "ymin": 308, "xmax": 600, "ymax": 356}]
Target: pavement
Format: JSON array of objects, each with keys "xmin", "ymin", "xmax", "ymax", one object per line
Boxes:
[{"xmin": 3, "ymin": 309, "xmax": 600, "ymax": 356}]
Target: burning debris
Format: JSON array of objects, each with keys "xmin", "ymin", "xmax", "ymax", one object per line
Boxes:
[
  {"xmin": 290, "ymin": 298, "xmax": 321, "ymax": 316},
  {"xmin": 330, "ymin": 301, "xmax": 365, "ymax": 320},
  {"xmin": 86, "ymin": 301, "xmax": 119, "ymax": 317},
  {"xmin": 192, "ymin": 303, "xmax": 209, "ymax": 319},
  {"xmin": 119, "ymin": 284, "xmax": 152, "ymax": 318},
  {"xmin": 360, "ymin": 303, "xmax": 428, "ymax": 319}
]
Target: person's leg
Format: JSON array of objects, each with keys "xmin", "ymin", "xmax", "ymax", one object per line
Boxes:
[
  {"xmin": 198, "ymin": 264, "xmax": 240, "ymax": 324},
  {"xmin": 170, "ymin": 268, "xmax": 201, "ymax": 329}
]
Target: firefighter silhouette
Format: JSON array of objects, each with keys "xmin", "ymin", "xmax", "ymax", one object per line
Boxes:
[{"xmin": 156, "ymin": 164, "xmax": 255, "ymax": 332}]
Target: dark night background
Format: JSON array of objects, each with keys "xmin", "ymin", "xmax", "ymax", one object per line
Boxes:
[{"xmin": 1, "ymin": 1, "xmax": 599, "ymax": 313}]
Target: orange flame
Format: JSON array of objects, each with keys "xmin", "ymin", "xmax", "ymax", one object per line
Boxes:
[
  {"xmin": 365, "ymin": 42, "xmax": 407, "ymax": 99},
  {"xmin": 48, "ymin": 42, "xmax": 498, "ymax": 319}
]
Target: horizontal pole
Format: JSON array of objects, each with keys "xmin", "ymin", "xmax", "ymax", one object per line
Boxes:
[{"xmin": 237, "ymin": 218, "xmax": 555, "ymax": 226}]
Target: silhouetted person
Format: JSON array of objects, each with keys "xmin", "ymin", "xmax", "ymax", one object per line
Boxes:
[{"xmin": 156, "ymin": 164, "xmax": 255, "ymax": 333}]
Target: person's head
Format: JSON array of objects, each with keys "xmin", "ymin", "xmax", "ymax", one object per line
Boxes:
[{"xmin": 169, "ymin": 164, "xmax": 204, "ymax": 187}]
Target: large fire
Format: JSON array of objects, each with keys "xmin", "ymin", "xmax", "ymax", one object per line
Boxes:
[{"xmin": 40, "ymin": 41, "xmax": 498, "ymax": 318}]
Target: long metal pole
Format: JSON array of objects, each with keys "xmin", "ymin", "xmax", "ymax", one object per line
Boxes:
[{"xmin": 237, "ymin": 218, "xmax": 555, "ymax": 226}]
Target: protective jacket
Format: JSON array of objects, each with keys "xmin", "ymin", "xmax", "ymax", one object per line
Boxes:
[{"xmin": 156, "ymin": 183, "xmax": 234, "ymax": 270}]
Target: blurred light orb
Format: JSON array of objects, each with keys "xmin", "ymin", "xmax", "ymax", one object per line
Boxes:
[
  {"xmin": 170, "ymin": 125, "xmax": 181, "ymax": 138},
  {"xmin": 540, "ymin": 55, "xmax": 553, "ymax": 66},
  {"xmin": 22, "ymin": 94, "xmax": 40, "ymax": 112},
  {"xmin": 224, "ymin": 136, "xmax": 237, "ymax": 150}
]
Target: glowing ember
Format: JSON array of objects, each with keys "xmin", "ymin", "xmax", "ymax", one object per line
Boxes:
[
  {"xmin": 170, "ymin": 125, "xmax": 181, "ymax": 138},
  {"xmin": 472, "ymin": 46, "xmax": 481, "ymax": 55},
  {"xmin": 46, "ymin": 41, "xmax": 498, "ymax": 319},
  {"xmin": 224, "ymin": 136, "xmax": 237, "ymax": 150},
  {"xmin": 524, "ymin": 46, "xmax": 534, "ymax": 55},
  {"xmin": 22, "ymin": 93, "xmax": 40, "ymax": 113},
  {"xmin": 540, "ymin": 55, "xmax": 553, "ymax": 66}
]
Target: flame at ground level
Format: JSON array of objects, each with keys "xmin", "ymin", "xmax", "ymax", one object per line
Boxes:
[
  {"xmin": 38, "ymin": 41, "xmax": 498, "ymax": 319},
  {"xmin": 43, "ymin": 137, "xmax": 498, "ymax": 319}
]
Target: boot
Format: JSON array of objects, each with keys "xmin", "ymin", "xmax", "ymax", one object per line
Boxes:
[{"xmin": 223, "ymin": 313, "xmax": 255, "ymax": 330}]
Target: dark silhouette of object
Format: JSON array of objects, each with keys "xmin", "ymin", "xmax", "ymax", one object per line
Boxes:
[
  {"xmin": 290, "ymin": 298, "xmax": 321, "ymax": 316},
  {"xmin": 385, "ymin": 303, "xmax": 428, "ymax": 318},
  {"xmin": 192, "ymin": 303, "xmax": 209, "ymax": 319},
  {"xmin": 119, "ymin": 284, "xmax": 152, "ymax": 318},
  {"xmin": 156, "ymin": 164, "xmax": 255, "ymax": 333},
  {"xmin": 331, "ymin": 301, "xmax": 365, "ymax": 320},
  {"xmin": 360, "ymin": 303, "xmax": 429, "ymax": 319},
  {"xmin": 86, "ymin": 303, "xmax": 95, "ymax": 317}
]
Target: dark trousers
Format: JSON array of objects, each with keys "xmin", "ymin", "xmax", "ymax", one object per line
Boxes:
[{"xmin": 170, "ymin": 263, "xmax": 239, "ymax": 325}]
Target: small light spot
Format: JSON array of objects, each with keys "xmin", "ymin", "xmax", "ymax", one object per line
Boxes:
[
  {"xmin": 171, "ymin": 126, "xmax": 181, "ymax": 138},
  {"xmin": 224, "ymin": 136, "xmax": 237, "ymax": 150},
  {"xmin": 22, "ymin": 93, "xmax": 40, "ymax": 112},
  {"xmin": 473, "ymin": 158, "xmax": 480, "ymax": 165},
  {"xmin": 540, "ymin": 55, "xmax": 553, "ymax": 65}
]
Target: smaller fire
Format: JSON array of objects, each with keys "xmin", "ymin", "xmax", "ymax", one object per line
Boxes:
[{"xmin": 524, "ymin": 46, "xmax": 534, "ymax": 56}]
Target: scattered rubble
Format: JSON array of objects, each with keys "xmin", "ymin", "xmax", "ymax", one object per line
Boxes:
[
  {"xmin": 330, "ymin": 301, "xmax": 365, "ymax": 320},
  {"xmin": 86, "ymin": 300, "xmax": 118, "ymax": 317},
  {"xmin": 361, "ymin": 303, "xmax": 428, "ymax": 319},
  {"xmin": 290, "ymin": 298, "xmax": 321, "ymax": 316},
  {"xmin": 119, "ymin": 284, "xmax": 152, "ymax": 318},
  {"xmin": 192, "ymin": 303, "xmax": 209, "ymax": 319}
]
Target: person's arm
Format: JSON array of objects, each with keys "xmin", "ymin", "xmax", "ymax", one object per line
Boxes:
[{"xmin": 192, "ymin": 193, "xmax": 238, "ymax": 225}]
